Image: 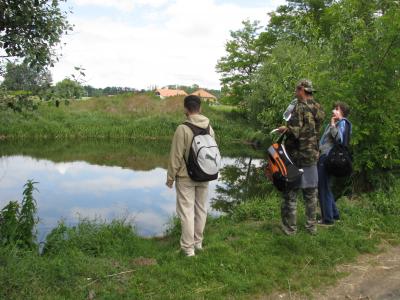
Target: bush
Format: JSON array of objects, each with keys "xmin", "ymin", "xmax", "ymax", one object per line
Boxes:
[{"xmin": 0, "ymin": 180, "xmax": 38, "ymax": 250}]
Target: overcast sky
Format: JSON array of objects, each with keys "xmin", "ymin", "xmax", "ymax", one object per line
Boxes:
[{"xmin": 51, "ymin": 0, "xmax": 286, "ymax": 90}]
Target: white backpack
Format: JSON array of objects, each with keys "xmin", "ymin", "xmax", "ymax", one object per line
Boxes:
[{"xmin": 183, "ymin": 122, "xmax": 221, "ymax": 182}]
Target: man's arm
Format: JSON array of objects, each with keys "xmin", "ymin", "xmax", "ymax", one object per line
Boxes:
[
  {"xmin": 166, "ymin": 125, "xmax": 186, "ymax": 187},
  {"xmin": 286, "ymin": 105, "xmax": 303, "ymax": 139}
]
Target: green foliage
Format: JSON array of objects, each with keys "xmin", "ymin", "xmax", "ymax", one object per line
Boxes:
[
  {"xmin": 1, "ymin": 61, "xmax": 52, "ymax": 92},
  {"xmin": 366, "ymin": 179, "xmax": 400, "ymax": 216},
  {"xmin": 216, "ymin": 20, "xmax": 269, "ymax": 105},
  {"xmin": 0, "ymin": 180, "xmax": 38, "ymax": 250},
  {"xmin": 43, "ymin": 219, "xmax": 139, "ymax": 257},
  {"xmin": 53, "ymin": 78, "xmax": 85, "ymax": 100},
  {"xmin": 0, "ymin": 91, "xmax": 40, "ymax": 112},
  {"xmin": 242, "ymin": 0, "xmax": 400, "ymax": 189},
  {"xmin": 0, "ymin": 0, "xmax": 72, "ymax": 74},
  {"xmin": 212, "ymin": 158, "xmax": 273, "ymax": 213},
  {"xmin": 230, "ymin": 195, "xmax": 281, "ymax": 222},
  {"xmin": 0, "ymin": 201, "xmax": 20, "ymax": 247}
]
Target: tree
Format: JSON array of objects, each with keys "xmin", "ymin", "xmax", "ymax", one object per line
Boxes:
[
  {"xmin": 216, "ymin": 20, "xmax": 270, "ymax": 105},
  {"xmin": 249, "ymin": 0, "xmax": 400, "ymax": 189},
  {"xmin": 1, "ymin": 61, "xmax": 52, "ymax": 92},
  {"xmin": 0, "ymin": 0, "xmax": 72, "ymax": 74},
  {"xmin": 54, "ymin": 78, "xmax": 84, "ymax": 100}
]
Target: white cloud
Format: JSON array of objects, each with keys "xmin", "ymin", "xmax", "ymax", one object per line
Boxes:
[
  {"xmin": 73, "ymin": 0, "xmax": 170, "ymax": 11},
  {"xmin": 51, "ymin": 0, "xmax": 285, "ymax": 89},
  {"xmin": 60, "ymin": 173, "xmax": 165, "ymax": 193}
]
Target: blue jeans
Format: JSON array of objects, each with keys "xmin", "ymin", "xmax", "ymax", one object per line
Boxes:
[{"xmin": 318, "ymin": 154, "xmax": 340, "ymax": 223}]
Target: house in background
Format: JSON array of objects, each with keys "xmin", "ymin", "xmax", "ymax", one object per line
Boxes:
[
  {"xmin": 190, "ymin": 89, "xmax": 217, "ymax": 103},
  {"xmin": 155, "ymin": 87, "xmax": 188, "ymax": 99}
]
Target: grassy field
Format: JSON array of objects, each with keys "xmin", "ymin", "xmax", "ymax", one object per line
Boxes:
[
  {"xmin": 1, "ymin": 183, "xmax": 399, "ymax": 299},
  {"xmin": 0, "ymin": 93, "xmax": 256, "ymax": 147}
]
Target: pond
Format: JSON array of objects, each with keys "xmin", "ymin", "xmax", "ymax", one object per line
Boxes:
[{"xmin": 0, "ymin": 140, "xmax": 258, "ymax": 241}]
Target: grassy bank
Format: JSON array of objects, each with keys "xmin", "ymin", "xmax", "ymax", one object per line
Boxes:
[
  {"xmin": 0, "ymin": 93, "xmax": 256, "ymax": 147},
  {"xmin": 1, "ymin": 184, "xmax": 399, "ymax": 299}
]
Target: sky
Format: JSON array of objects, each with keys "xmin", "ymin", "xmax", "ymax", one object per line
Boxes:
[{"xmin": 50, "ymin": 0, "xmax": 286, "ymax": 90}]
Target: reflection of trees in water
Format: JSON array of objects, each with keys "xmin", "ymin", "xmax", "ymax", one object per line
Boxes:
[
  {"xmin": 0, "ymin": 140, "xmax": 261, "ymax": 173},
  {"xmin": 212, "ymin": 157, "xmax": 273, "ymax": 213},
  {"xmin": 0, "ymin": 139, "xmax": 170, "ymax": 171}
]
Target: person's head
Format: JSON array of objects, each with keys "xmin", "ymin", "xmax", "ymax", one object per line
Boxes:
[
  {"xmin": 332, "ymin": 101, "xmax": 350, "ymax": 120},
  {"xmin": 184, "ymin": 95, "xmax": 201, "ymax": 115},
  {"xmin": 295, "ymin": 79, "xmax": 315, "ymax": 100}
]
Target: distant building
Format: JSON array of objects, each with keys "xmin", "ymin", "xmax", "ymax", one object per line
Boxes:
[
  {"xmin": 190, "ymin": 89, "xmax": 217, "ymax": 103},
  {"xmin": 155, "ymin": 88, "xmax": 188, "ymax": 99}
]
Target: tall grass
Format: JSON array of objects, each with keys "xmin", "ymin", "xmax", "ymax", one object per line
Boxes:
[{"xmin": 0, "ymin": 94, "xmax": 255, "ymax": 146}]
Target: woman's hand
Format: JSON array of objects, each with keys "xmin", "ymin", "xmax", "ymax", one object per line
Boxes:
[{"xmin": 330, "ymin": 116, "xmax": 337, "ymax": 127}]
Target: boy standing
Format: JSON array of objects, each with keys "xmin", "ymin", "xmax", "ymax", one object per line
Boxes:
[{"xmin": 167, "ymin": 95, "xmax": 215, "ymax": 256}]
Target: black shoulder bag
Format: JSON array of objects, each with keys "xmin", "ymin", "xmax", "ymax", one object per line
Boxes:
[{"xmin": 325, "ymin": 121, "xmax": 352, "ymax": 177}]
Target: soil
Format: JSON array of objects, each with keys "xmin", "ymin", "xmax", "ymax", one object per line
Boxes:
[{"xmin": 263, "ymin": 245, "xmax": 400, "ymax": 300}]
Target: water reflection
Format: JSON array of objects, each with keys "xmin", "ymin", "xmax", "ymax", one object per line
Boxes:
[
  {"xmin": 0, "ymin": 140, "xmax": 263, "ymax": 240},
  {"xmin": 0, "ymin": 154, "xmax": 236, "ymax": 240}
]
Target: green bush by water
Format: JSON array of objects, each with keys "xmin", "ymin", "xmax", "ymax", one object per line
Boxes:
[{"xmin": 0, "ymin": 180, "xmax": 38, "ymax": 250}]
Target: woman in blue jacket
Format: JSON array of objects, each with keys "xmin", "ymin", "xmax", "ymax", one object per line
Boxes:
[{"xmin": 318, "ymin": 102, "xmax": 352, "ymax": 225}]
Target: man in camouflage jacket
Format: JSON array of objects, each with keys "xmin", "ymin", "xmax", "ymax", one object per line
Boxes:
[{"xmin": 278, "ymin": 79, "xmax": 325, "ymax": 235}]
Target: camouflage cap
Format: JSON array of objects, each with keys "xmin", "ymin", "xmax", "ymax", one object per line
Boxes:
[{"xmin": 297, "ymin": 79, "xmax": 316, "ymax": 93}]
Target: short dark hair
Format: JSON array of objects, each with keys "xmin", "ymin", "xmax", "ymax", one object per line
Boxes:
[
  {"xmin": 334, "ymin": 101, "xmax": 350, "ymax": 117},
  {"xmin": 184, "ymin": 95, "xmax": 201, "ymax": 113}
]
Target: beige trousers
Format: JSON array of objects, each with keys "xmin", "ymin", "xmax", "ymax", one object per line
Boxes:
[{"xmin": 175, "ymin": 178, "xmax": 209, "ymax": 253}]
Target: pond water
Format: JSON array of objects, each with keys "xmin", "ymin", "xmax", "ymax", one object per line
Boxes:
[{"xmin": 0, "ymin": 140, "xmax": 255, "ymax": 241}]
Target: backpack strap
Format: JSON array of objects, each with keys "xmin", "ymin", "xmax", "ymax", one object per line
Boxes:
[
  {"xmin": 333, "ymin": 119, "xmax": 351, "ymax": 147},
  {"xmin": 342, "ymin": 119, "xmax": 351, "ymax": 147},
  {"xmin": 183, "ymin": 122, "xmax": 209, "ymax": 135}
]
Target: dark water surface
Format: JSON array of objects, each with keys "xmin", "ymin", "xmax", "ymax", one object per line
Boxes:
[{"xmin": 0, "ymin": 140, "xmax": 246, "ymax": 240}]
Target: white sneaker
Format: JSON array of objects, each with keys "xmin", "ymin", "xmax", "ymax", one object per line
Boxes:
[
  {"xmin": 183, "ymin": 249, "xmax": 195, "ymax": 257},
  {"xmin": 194, "ymin": 243, "xmax": 203, "ymax": 251}
]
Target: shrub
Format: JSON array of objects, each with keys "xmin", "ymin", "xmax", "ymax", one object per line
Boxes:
[{"xmin": 0, "ymin": 180, "xmax": 38, "ymax": 250}]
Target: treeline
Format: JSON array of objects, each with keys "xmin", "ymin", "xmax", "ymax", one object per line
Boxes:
[
  {"xmin": 0, "ymin": 61, "xmax": 219, "ymax": 100},
  {"xmin": 0, "ymin": 61, "xmax": 138, "ymax": 100},
  {"xmin": 83, "ymin": 85, "xmax": 138, "ymax": 97},
  {"xmin": 217, "ymin": 0, "xmax": 400, "ymax": 189}
]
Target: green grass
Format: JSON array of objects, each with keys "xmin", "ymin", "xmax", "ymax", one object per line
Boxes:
[
  {"xmin": 1, "ymin": 186, "xmax": 399, "ymax": 299},
  {"xmin": 0, "ymin": 93, "xmax": 256, "ymax": 147}
]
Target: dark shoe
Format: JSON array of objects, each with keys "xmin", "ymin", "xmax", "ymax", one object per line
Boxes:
[{"xmin": 317, "ymin": 220, "xmax": 334, "ymax": 227}]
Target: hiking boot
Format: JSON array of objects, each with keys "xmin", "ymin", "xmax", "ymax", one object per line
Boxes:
[{"xmin": 281, "ymin": 225, "xmax": 296, "ymax": 236}]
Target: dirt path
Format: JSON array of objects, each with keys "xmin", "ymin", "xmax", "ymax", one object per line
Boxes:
[
  {"xmin": 264, "ymin": 245, "xmax": 400, "ymax": 300},
  {"xmin": 313, "ymin": 245, "xmax": 400, "ymax": 299}
]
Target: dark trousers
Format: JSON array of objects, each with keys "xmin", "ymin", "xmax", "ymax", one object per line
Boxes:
[{"xmin": 318, "ymin": 154, "xmax": 340, "ymax": 223}]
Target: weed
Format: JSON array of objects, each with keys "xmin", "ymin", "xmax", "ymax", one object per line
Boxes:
[{"xmin": 0, "ymin": 180, "xmax": 38, "ymax": 250}]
